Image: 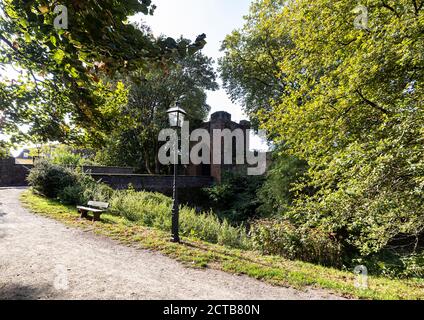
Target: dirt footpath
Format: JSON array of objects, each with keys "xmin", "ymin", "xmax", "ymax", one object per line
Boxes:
[{"xmin": 0, "ymin": 188, "xmax": 345, "ymax": 300}]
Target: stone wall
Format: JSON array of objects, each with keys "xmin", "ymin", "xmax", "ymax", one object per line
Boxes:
[
  {"xmin": 90, "ymin": 173, "xmax": 214, "ymax": 193},
  {"xmin": 0, "ymin": 158, "xmax": 32, "ymax": 187},
  {"xmin": 82, "ymin": 166, "xmax": 136, "ymax": 174},
  {"xmin": 0, "ymin": 158, "xmax": 215, "ymax": 193}
]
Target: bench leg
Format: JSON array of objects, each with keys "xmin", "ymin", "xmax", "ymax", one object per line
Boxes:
[
  {"xmin": 79, "ymin": 209, "xmax": 88, "ymax": 219},
  {"xmin": 93, "ymin": 212, "xmax": 101, "ymax": 222}
]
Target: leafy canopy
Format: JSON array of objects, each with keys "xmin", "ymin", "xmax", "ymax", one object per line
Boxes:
[
  {"xmin": 0, "ymin": 0, "xmax": 207, "ymax": 143},
  {"xmin": 94, "ymin": 48, "xmax": 218, "ymax": 173},
  {"xmin": 221, "ymin": 0, "xmax": 424, "ymax": 256}
]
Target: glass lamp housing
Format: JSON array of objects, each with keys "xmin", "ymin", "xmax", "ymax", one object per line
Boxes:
[{"xmin": 167, "ymin": 103, "xmax": 187, "ymax": 128}]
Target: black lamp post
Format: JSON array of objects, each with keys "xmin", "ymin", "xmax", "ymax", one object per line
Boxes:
[{"xmin": 166, "ymin": 102, "xmax": 187, "ymax": 243}]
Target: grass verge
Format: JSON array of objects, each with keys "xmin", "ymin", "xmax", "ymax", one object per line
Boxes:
[{"xmin": 20, "ymin": 191, "xmax": 424, "ymax": 300}]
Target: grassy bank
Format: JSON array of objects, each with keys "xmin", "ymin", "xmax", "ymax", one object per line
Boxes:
[{"xmin": 20, "ymin": 191, "xmax": 424, "ymax": 300}]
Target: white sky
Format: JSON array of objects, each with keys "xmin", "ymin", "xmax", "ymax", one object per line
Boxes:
[{"xmin": 139, "ymin": 0, "xmax": 252, "ymax": 123}]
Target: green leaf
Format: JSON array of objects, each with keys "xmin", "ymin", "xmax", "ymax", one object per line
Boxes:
[
  {"xmin": 50, "ymin": 35, "xmax": 57, "ymax": 47},
  {"xmin": 53, "ymin": 49, "xmax": 65, "ymax": 64}
]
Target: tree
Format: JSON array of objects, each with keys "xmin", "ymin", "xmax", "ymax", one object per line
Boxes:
[
  {"xmin": 205, "ymin": 172, "xmax": 265, "ymax": 224},
  {"xmin": 0, "ymin": 0, "xmax": 207, "ymax": 144},
  {"xmin": 0, "ymin": 140, "xmax": 10, "ymax": 158},
  {"xmin": 94, "ymin": 48, "xmax": 218, "ymax": 173},
  {"xmin": 219, "ymin": 0, "xmax": 289, "ymax": 129},
  {"xmin": 257, "ymin": 150, "xmax": 308, "ymax": 217},
  {"xmin": 221, "ymin": 0, "xmax": 424, "ymax": 257}
]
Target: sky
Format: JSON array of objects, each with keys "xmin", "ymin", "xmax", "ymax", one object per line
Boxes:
[{"xmin": 139, "ymin": 0, "xmax": 252, "ymax": 123}]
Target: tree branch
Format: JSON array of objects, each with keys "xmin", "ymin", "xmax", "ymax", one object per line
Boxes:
[
  {"xmin": 381, "ymin": 1, "xmax": 401, "ymax": 18},
  {"xmin": 0, "ymin": 34, "xmax": 41, "ymax": 93},
  {"xmin": 412, "ymin": 0, "xmax": 419, "ymax": 14},
  {"xmin": 355, "ymin": 89, "xmax": 390, "ymax": 115}
]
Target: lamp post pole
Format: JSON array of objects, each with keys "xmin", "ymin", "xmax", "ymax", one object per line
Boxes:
[
  {"xmin": 171, "ymin": 133, "xmax": 180, "ymax": 243},
  {"xmin": 167, "ymin": 102, "xmax": 186, "ymax": 243}
]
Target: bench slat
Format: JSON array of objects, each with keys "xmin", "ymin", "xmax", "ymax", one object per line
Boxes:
[
  {"xmin": 77, "ymin": 206, "xmax": 105, "ymax": 213},
  {"xmin": 87, "ymin": 201, "xmax": 109, "ymax": 209}
]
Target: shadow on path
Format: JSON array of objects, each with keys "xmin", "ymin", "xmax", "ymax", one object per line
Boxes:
[{"xmin": 0, "ymin": 283, "xmax": 54, "ymax": 300}]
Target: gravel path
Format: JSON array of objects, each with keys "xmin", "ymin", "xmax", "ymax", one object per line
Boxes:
[{"xmin": 0, "ymin": 188, "xmax": 345, "ymax": 300}]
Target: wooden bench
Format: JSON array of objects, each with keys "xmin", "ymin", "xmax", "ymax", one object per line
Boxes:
[{"xmin": 77, "ymin": 201, "xmax": 109, "ymax": 222}]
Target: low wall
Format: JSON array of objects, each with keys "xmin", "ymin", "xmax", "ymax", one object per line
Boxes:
[
  {"xmin": 0, "ymin": 158, "xmax": 215, "ymax": 193},
  {"xmin": 0, "ymin": 158, "xmax": 32, "ymax": 187},
  {"xmin": 82, "ymin": 166, "xmax": 136, "ymax": 174},
  {"xmin": 90, "ymin": 174, "xmax": 214, "ymax": 193}
]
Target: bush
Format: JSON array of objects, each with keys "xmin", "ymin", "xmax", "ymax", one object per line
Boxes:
[
  {"xmin": 250, "ymin": 219, "xmax": 343, "ymax": 267},
  {"xmin": 28, "ymin": 160, "xmax": 113, "ymax": 205},
  {"xmin": 401, "ymin": 254, "xmax": 424, "ymax": 278},
  {"xmin": 59, "ymin": 185, "xmax": 85, "ymax": 205},
  {"xmin": 27, "ymin": 160, "xmax": 77, "ymax": 199},
  {"xmin": 355, "ymin": 251, "xmax": 424, "ymax": 279},
  {"xmin": 204, "ymin": 172, "xmax": 265, "ymax": 223}
]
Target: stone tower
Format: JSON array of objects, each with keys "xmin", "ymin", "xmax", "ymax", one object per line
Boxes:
[{"xmin": 187, "ymin": 111, "xmax": 251, "ymax": 183}]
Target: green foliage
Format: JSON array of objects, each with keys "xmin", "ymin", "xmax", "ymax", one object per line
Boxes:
[
  {"xmin": 250, "ymin": 219, "xmax": 343, "ymax": 267},
  {"xmin": 51, "ymin": 145, "xmax": 96, "ymax": 167},
  {"xmin": 205, "ymin": 172, "xmax": 265, "ymax": 223},
  {"xmin": 221, "ymin": 0, "xmax": 424, "ymax": 263},
  {"xmin": 0, "ymin": 140, "xmax": 10, "ymax": 159},
  {"xmin": 0, "ymin": 0, "xmax": 207, "ymax": 144},
  {"xmin": 258, "ymin": 151, "xmax": 308, "ymax": 216},
  {"xmin": 94, "ymin": 50, "xmax": 218, "ymax": 173},
  {"xmin": 27, "ymin": 159, "xmax": 77, "ymax": 198},
  {"xmin": 59, "ymin": 184, "xmax": 85, "ymax": 205},
  {"xmin": 109, "ymin": 189, "xmax": 250, "ymax": 249},
  {"xmin": 219, "ymin": 0, "xmax": 288, "ymax": 129},
  {"xmin": 82, "ymin": 180, "xmax": 114, "ymax": 204},
  {"xmin": 27, "ymin": 159, "xmax": 113, "ymax": 204},
  {"xmin": 355, "ymin": 251, "xmax": 424, "ymax": 279}
]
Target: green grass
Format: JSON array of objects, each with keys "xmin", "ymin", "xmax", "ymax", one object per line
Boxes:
[{"xmin": 20, "ymin": 191, "xmax": 424, "ymax": 300}]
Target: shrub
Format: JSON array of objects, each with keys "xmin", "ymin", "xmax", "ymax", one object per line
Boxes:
[
  {"xmin": 80, "ymin": 176, "xmax": 114, "ymax": 203},
  {"xmin": 27, "ymin": 160, "xmax": 77, "ymax": 199},
  {"xmin": 401, "ymin": 254, "xmax": 424, "ymax": 278},
  {"xmin": 257, "ymin": 152, "xmax": 308, "ymax": 216},
  {"xmin": 356, "ymin": 251, "xmax": 424, "ymax": 279},
  {"xmin": 28, "ymin": 160, "xmax": 113, "ymax": 205},
  {"xmin": 250, "ymin": 219, "xmax": 343, "ymax": 267},
  {"xmin": 59, "ymin": 185, "xmax": 85, "ymax": 205},
  {"xmin": 204, "ymin": 172, "xmax": 265, "ymax": 223}
]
